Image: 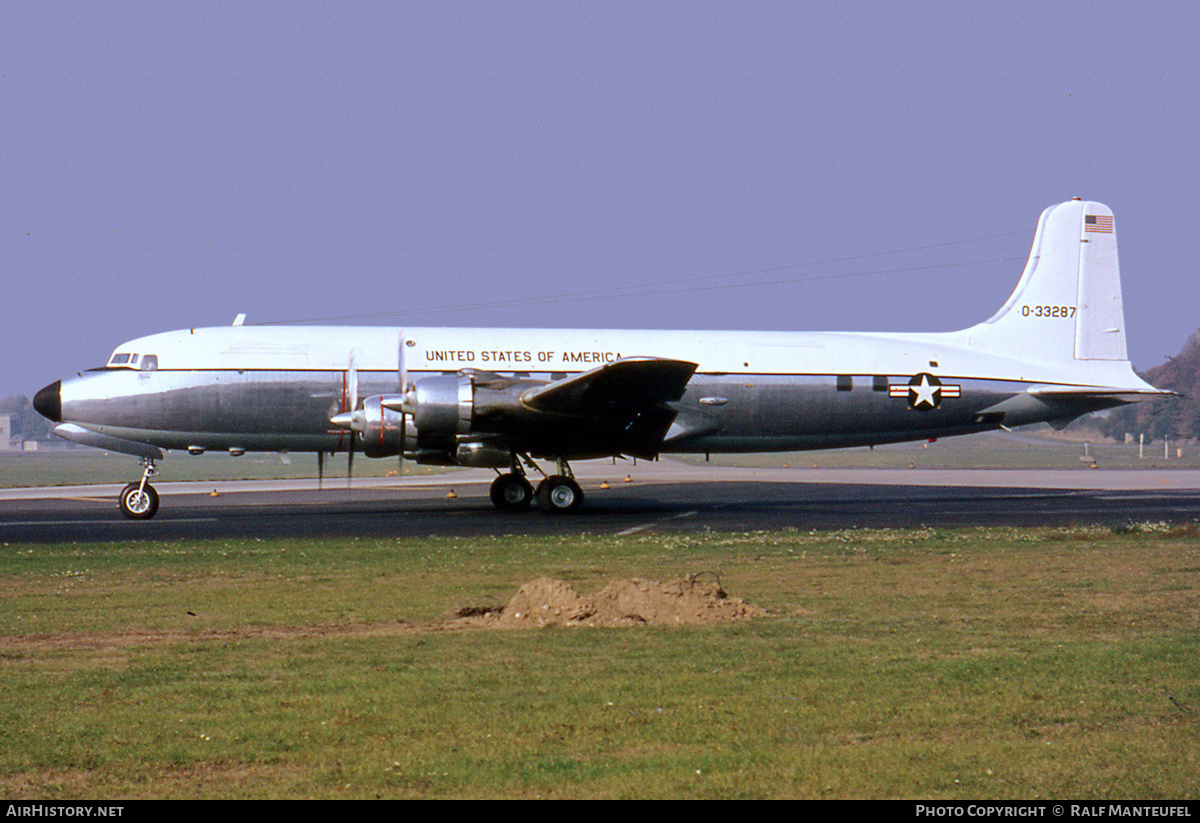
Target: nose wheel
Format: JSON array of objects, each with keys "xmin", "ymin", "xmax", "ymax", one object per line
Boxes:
[
  {"xmin": 119, "ymin": 482, "xmax": 159, "ymax": 519},
  {"xmin": 119, "ymin": 459, "xmax": 160, "ymax": 520}
]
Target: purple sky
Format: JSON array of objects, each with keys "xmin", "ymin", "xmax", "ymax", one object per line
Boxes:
[{"xmin": 6, "ymin": 2, "xmax": 1198, "ymax": 397}]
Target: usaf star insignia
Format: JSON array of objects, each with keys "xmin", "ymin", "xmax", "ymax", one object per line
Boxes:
[{"xmin": 888, "ymin": 373, "xmax": 961, "ymax": 410}]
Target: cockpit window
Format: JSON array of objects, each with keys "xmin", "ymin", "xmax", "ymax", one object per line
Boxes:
[{"xmin": 107, "ymin": 352, "xmax": 157, "ymax": 369}]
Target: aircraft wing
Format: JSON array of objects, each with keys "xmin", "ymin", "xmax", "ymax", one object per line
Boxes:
[
  {"xmin": 522, "ymin": 356, "xmax": 698, "ymax": 416},
  {"xmin": 519, "ymin": 357, "xmax": 698, "ymax": 458}
]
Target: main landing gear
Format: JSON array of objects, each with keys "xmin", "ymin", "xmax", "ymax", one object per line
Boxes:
[
  {"xmin": 489, "ymin": 455, "xmax": 584, "ymax": 514},
  {"xmin": 118, "ymin": 458, "xmax": 160, "ymax": 520}
]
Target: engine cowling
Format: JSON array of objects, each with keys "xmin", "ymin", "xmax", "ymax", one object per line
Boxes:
[
  {"xmin": 406, "ymin": 373, "xmax": 474, "ymax": 438},
  {"xmin": 352, "ymin": 373, "xmax": 479, "ymax": 463},
  {"xmin": 357, "ymin": 394, "xmax": 409, "ymax": 458}
]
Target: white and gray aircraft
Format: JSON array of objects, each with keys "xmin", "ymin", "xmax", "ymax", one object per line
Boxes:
[{"xmin": 33, "ymin": 199, "xmax": 1166, "ymax": 518}]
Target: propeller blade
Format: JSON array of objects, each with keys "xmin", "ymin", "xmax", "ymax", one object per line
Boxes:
[
  {"xmin": 398, "ymin": 332, "xmax": 407, "ymax": 478},
  {"xmin": 347, "ymin": 351, "xmax": 359, "ymax": 487},
  {"xmin": 318, "ymin": 450, "xmax": 324, "ymax": 490},
  {"xmin": 398, "ymin": 332, "xmax": 409, "ymax": 396}
]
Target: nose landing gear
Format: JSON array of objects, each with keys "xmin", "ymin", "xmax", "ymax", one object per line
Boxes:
[{"xmin": 118, "ymin": 459, "xmax": 160, "ymax": 520}]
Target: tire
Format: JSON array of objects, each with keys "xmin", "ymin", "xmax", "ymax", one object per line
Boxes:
[
  {"xmin": 489, "ymin": 473, "xmax": 533, "ymax": 511},
  {"xmin": 119, "ymin": 482, "xmax": 159, "ymax": 520},
  {"xmin": 534, "ymin": 475, "xmax": 584, "ymax": 513}
]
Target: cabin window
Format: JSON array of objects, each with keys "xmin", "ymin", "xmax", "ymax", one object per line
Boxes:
[
  {"xmin": 873, "ymin": 375, "xmax": 888, "ymax": 392},
  {"xmin": 836, "ymin": 375, "xmax": 853, "ymax": 392}
]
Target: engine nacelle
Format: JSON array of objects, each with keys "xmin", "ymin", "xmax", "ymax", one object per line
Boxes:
[
  {"xmin": 407, "ymin": 373, "xmax": 474, "ymax": 438},
  {"xmin": 453, "ymin": 441, "xmax": 512, "ymax": 468},
  {"xmin": 357, "ymin": 394, "xmax": 408, "ymax": 458},
  {"xmin": 403, "ymin": 441, "xmax": 511, "ymax": 468},
  {"xmin": 353, "ymin": 371, "xmax": 533, "ymax": 465}
]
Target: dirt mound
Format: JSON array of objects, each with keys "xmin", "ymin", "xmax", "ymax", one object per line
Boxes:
[{"xmin": 454, "ymin": 575, "xmax": 765, "ymax": 628}]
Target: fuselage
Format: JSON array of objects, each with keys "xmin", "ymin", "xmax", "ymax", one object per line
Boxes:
[{"xmin": 40, "ymin": 323, "xmax": 1147, "ymax": 460}]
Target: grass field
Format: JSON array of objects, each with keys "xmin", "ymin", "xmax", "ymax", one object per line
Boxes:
[
  {"xmin": 1, "ymin": 526, "xmax": 1197, "ymax": 799},
  {"xmin": 677, "ymin": 428, "xmax": 1200, "ymax": 471},
  {"xmin": 3, "ymin": 427, "xmax": 1199, "ymax": 489},
  {"xmin": 0, "ymin": 448, "xmax": 451, "ymax": 488}
]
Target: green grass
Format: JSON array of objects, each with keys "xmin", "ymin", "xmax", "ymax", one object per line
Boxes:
[
  {"xmin": 0, "ymin": 449, "xmax": 452, "ymax": 487},
  {"xmin": 1, "ymin": 527, "xmax": 1198, "ymax": 799},
  {"xmin": 5, "ymin": 425, "xmax": 1196, "ymax": 490},
  {"xmin": 677, "ymin": 428, "xmax": 1200, "ymax": 471}
]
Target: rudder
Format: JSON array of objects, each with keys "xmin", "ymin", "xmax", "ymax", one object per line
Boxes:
[{"xmin": 1075, "ymin": 203, "xmax": 1125, "ymax": 360}]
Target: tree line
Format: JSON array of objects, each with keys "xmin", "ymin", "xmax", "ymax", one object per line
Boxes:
[
  {"xmin": 0, "ymin": 395, "xmax": 55, "ymax": 443},
  {"xmin": 1092, "ymin": 328, "xmax": 1200, "ymax": 444}
]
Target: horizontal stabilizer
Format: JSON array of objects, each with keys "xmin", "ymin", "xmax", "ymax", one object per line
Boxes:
[{"xmin": 1026, "ymin": 385, "xmax": 1176, "ymax": 404}]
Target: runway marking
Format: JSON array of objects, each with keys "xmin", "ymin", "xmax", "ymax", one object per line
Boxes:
[
  {"xmin": 617, "ymin": 510, "xmax": 697, "ymax": 536},
  {"xmin": 0, "ymin": 520, "xmax": 115, "ymax": 527},
  {"xmin": 0, "ymin": 517, "xmax": 220, "ymax": 527}
]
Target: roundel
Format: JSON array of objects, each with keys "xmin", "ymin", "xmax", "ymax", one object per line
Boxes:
[{"xmin": 888, "ymin": 372, "xmax": 961, "ymax": 410}]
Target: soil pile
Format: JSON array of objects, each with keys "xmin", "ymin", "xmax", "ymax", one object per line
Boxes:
[{"xmin": 464, "ymin": 575, "xmax": 765, "ymax": 628}]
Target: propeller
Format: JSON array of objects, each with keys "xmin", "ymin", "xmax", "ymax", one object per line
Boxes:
[
  {"xmin": 347, "ymin": 351, "xmax": 358, "ymax": 487},
  {"xmin": 398, "ymin": 332, "xmax": 408, "ymax": 477},
  {"xmin": 327, "ymin": 353, "xmax": 362, "ymax": 486},
  {"xmin": 329, "ymin": 342, "xmax": 414, "ymax": 477}
]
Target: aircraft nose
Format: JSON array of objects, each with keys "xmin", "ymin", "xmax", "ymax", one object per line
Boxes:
[{"xmin": 33, "ymin": 380, "xmax": 62, "ymax": 422}]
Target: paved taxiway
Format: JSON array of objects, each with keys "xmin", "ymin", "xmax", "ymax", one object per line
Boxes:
[{"xmin": 3, "ymin": 460, "xmax": 1200, "ymax": 543}]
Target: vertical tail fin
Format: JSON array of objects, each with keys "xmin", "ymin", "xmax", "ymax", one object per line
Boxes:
[{"xmin": 966, "ymin": 199, "xmax": 1128, "ymax": 363}]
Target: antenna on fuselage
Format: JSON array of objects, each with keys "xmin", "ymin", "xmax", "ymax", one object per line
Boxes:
[{"xmin": 232, "ymin": 313, "xmax": 246, "ymax": 326}]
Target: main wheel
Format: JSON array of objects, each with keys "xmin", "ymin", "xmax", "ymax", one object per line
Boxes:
[
  {"xmin": 534, "ymin": 475, "xmax": 584, "ymax": 514},
  {"xmin": 119, "ymin": 482, "xmax": 159, "ymax": 520},
  {"xmin": 489, "ymin": 473, "xmax": 533, "ymax": 511}
]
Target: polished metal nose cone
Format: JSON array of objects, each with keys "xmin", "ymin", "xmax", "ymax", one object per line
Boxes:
[
  {"xmin": 329, "ymin": 410, "xmax": 364, "ymax": 431},
  {"xmin": 33, "ymin": 380, "xmax": 61, "ymax": 422}
]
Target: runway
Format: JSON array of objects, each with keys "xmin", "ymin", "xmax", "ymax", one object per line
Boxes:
[{"xmin": 3, "ymin": 460, "xmax": 1200, "ymax": 543}]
